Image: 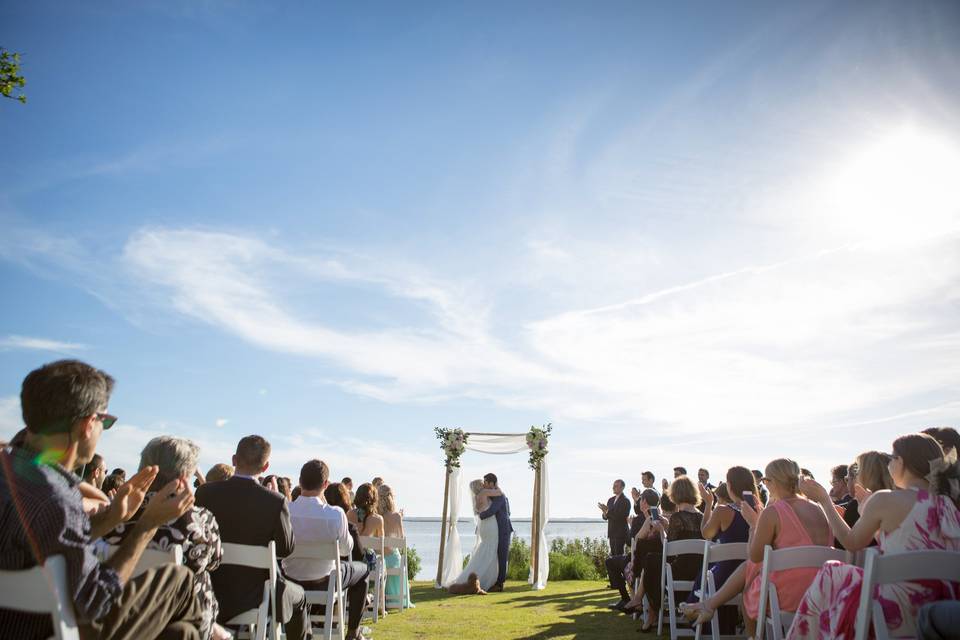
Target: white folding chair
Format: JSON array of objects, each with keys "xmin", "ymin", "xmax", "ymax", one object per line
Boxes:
[
  {"xmin": 359, "ymin": 535, "xmax": 386, "ymax": 622},
  {"xmin": 854, "ymin": 548, "xmax": 960, "ymax": 640},
  {"xmin": 0, "ymin": 555, "xmax": 79, "ymax": 640},
  {"xmin": 658, "ymin": 537, "xmax": 708, "ymax": 639},
  {"xmin": 693, "ymin": 541, "xmax": 749, "ymax": 640},
  {"xmin": 383, "ymin": 536, "xmax": 408, "ymax": 612},
  {"xmin": 104, "ymin": 544, "xmax": 184, "ymax": 577},
  {"xmin": 755, "ymin": 545, "xmax": 846, "ymax": 640},
  {"xmin": 221, "ymin": 541, "xmax": 279, "ymax": 640},
  {"xmin": 296, "ymin": 541, "xmax": 348, "ymax": 640}
]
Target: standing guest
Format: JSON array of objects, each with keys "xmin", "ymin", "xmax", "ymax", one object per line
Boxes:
[
  {"xmin": 371, "ymin": 477, "xmax": 384, "ymax": 488},
  {"xmin": 378, "ymin": 485, "xmax": 414, "ymax": 608},
  {"xmin": 110, "ymin": 468, "xmax": 127, "ymax": 482},
  {"xmin": 104, "ymin": 436, "xmax": 228, "ymax": 640},
  {"xmin": 205, "ymin": 463, "xmax": 234, "ymax": 483},
  {"xmin": 663, "ymin": 466, "xmax": 688, "ymax": 492},
  {"xmin": 698, "ymin": 468, "xmax": 716, "ymax": 490},
  {"xmin": 78, "ymin": 453, "xmax": 107, "ymax": 489},
  {"xmin": 195, "ymin": 435, "xmax": 310, "ymax": 640},
  {"xmin": 752, "ymin": 469, "xmax": 769, "ymax": 505},
  {"xmin": 101, "ymin": 469, "xmax": 126, "ymax": 497},
  {"xmin": 787, "ymin": 433, "xmax": 960, "ymax": 639},
  {"xmin": 683, "ymin": 459, "xmax": 831, "ymax": 637},
  {"xmin": 0, "ymin": 359, "xmax": 202, "ymax": 639},
  {"xmin": 641, "ymin": 471, "xmax": 658, "ymax": 493},
  {"xmin": 283, "ymin": 460, "xmax": 370, "ymax": 640},
  {"xmin": 599, "ymin": 479, "xmax": 631, "ymax": 555},
  {"xmin": 922, "ymin": 426, "xmax": 960, "ymax": 457},
  {"xmin": 342, "ymin": 477, "xmax": 355, "ymax": 505},
  {"xmin": 829, "ymin": 465, "xmax": 851, "ymax": 503},
  {"xmin": 349, "ymin": 483, "xmax": 385, "ymax": 537}
]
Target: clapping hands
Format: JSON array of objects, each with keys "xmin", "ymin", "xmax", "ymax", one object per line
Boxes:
[
  {"xmin": 140, "ymin": 477, "xmax": 194, "ymax": 528},
  {"xmin": 108, "ymin": 465, "xmax": 159, "ymax": 524},
  {"xmin": 799, "ymin": 478, "xmax": 831, "ymax": 506}
]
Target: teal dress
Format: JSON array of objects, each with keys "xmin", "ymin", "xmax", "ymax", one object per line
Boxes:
[{"xmin": 384, "ymin": 547, "xmax": 414, "ymax": 607}]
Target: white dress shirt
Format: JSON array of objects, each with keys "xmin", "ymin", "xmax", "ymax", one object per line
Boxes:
[{"xmin": 282, "ymin": 495, "xmax": 353, "ymax": 581}]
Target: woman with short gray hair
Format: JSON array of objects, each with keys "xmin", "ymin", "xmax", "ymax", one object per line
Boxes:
[{"xmin": 105, "ymin": 436, "xmax": 228, "ymax": 640}]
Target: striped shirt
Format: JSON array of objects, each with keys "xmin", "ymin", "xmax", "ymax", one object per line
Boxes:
[{"xmin": 0, "ymin": 445, "xmax": 122, "ymax": 638}]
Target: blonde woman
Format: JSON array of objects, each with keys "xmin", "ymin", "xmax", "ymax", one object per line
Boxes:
[
  {"xmin": 682, "ymin": 459, "xmax": 831, "ymax": 637},
  {"xmin": 378, "ymin": 485, "xmax": 414, "ymax": 608},
  {"xmin": 449, "ymin": 479, "xmax": 502, "ymax": 591}
]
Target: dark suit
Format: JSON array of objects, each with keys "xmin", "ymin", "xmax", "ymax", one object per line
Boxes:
[
  {"xmin": 478, "ymin": 494, "xmax": 513, "ymax": 588},
  {"xmin": 195, "ymin": 476, "xmax": 310, "ymax": 640},
  {"xmin": 604, "ymin": 493, "xmax": 631, "ymax": 555}
]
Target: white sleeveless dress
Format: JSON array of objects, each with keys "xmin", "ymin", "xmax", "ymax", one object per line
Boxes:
[{"xmin": 452, "ymin": 511, "xmax": 501, "ymax": 590}]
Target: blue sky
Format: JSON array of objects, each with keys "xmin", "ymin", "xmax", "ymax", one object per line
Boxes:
[{"xmin": 2, "ymin": 1, "xmax": 959, "ymax": 517}]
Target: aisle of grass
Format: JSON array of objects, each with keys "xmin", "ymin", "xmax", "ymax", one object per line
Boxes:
[{"xmin": 372, "ymin": 580, "xmax": 639, "ymax": 639}]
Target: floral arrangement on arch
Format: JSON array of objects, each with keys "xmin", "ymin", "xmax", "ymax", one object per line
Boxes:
[
  {"xmin": 526, "ymin": 423, "xmax": 552, "ymax": 470},
  {"xmin": 434, "ymin": 427, "xmax": 469, "ymax": 468}
]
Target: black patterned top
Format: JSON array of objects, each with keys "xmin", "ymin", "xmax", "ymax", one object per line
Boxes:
[{"xmin": 104, "ymin": 492, "xmax": 222, "ymax": 639}]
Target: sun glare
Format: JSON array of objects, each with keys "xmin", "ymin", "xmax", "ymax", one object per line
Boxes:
[{"xmin": 825, "ymin": 127, "xmax": 960, "ymax": 247}]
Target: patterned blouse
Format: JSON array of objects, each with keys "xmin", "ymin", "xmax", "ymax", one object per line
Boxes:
[{"xmin": 104, "ymin": 492, "xmax": 223, "ymax": 640}]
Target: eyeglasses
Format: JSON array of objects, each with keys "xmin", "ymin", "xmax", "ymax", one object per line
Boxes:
[{"xmin": 95, "ymin": 413, "xmax": 117, "ymax": 430}]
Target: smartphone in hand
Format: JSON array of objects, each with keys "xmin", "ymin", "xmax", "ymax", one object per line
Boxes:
[
  {"xmin": 649, "ymin": 507, "xmax": 660, "ymax": 521},
  {"xmin": 741, "ymin": 491, "xmax": 756, "ymax": 508}
]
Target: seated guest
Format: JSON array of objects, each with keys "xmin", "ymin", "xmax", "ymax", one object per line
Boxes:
[
  {"xmin": 378, "ymin": 485, "xmax": 414, "ymax": 608},
  {"xmin": 683, "ymin": 458, "xmax": 831, "ymax": 637},
  {"xmin": 372, "ymin": 476, "xmax": 384, "ymax": 488},
  {"xmin": 0, "ymin": 359, "xmax": 202, "ymax": 639},
  {"xmin": 111, "ymin": 468, "xmax": 127, "ymax": 482},
  {"xmin": 851, "ymin": 450, "xmax": 894, "ymax": 503},
  {"xmin": 104, "ymin": 435, "xmax": 228, "ymax": 640},
  {"xmin": 786, "ymin": 433, "xmax": 960, "ymax": 639},
  {"xmin": 205, "ymin": 463, "xmax": 234, "ymax": 483},
  {"xmin": 325, "ymin": 482, "xmax": 364, "ymax": 563},
  {"xmin": 626, "ymin": 476, "xmax": 703, "ymax": 631},
  {"xmin": 283, "ymin": 460, "xmax": 370, "ymax": 640},
  {"xmin": 342, "ymin": 477, "xmax": 355, "ymax": 505},
  {"xmin": 688, "ymin": 470, "xmax": 754, "ymax": 634},
  {"xmin": 349, "ymin": 482, "xmax": 385, "ymax": 537},
  {"xmin": 606, "ymin": 488, "xmax": 659, "ymax": 611},
  {"xmin": 195, "ymin": 435, "xmax": 310, "ymax": 640}
]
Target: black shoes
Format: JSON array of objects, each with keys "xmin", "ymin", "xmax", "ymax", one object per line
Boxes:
[{"xmin": 488, "ymin": 584, "xmax": 504, "ymax": 592}]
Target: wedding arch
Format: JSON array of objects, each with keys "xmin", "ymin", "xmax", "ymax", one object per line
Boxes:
[{"xmin": 433, "ymin": 425, "xmax": 551, "ymax": 591}]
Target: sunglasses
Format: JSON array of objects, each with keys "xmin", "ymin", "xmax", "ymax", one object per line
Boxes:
[{"xmin": 95, "ymin": 413, "xmax": 118, "ymax": 430}]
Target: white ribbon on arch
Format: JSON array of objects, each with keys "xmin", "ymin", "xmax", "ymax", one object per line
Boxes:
[{"xmin": 438, "ymin": 433, "xmax": 550, "ymax": 590}]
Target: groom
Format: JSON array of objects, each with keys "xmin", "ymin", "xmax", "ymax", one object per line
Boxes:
[{"xmin": 478, "ymin": 472, "xmax": 513, "ymax": 592}]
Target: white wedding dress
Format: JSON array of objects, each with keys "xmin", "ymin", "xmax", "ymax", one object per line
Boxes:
[{"xmin": 452, "ymin": 506, "xmax": 501, "ymax": 590}]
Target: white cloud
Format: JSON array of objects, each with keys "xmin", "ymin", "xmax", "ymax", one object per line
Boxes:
[
  {"xmin": 0, "ymin": 396, "xmax": 22, "ymax": 439},
  {"xmin": 0, "ymin": 335, "xmax": 88, "ymax": 353},
  {"xmin": 215, "ymin": 418, "xmax": 229, "ymax": 428}
]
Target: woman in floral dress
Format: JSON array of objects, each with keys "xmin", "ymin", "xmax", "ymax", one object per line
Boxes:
[
  {"xmin": 105, "ymin": 436, "xmax": 227, "ymax": 640},
  {"xmin": 787, "ymin": 433, "xmax": 960, "ymax": 639}
]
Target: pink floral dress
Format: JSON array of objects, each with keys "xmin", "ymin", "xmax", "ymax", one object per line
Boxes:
[{"xmin": 786, "ymin": 490, "xmax": 960, "ymax": 639}]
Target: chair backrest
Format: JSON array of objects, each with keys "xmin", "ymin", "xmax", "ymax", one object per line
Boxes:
[
  {"xmin": 359, "ymin": 535, "xmax": 384, "ymax": 556},
  {"xmin": 664, "ymin": 538, "xmax": 709, "ymax": 558},
  {"xmin": 105, "ymin": 544, "xmax": 183, "ymax": 577},
  {"xmin": 854, "ymin": 548, "xmax": 960, "ymax": 640},
  {"xmin": 0, "ymin": 555, "xmax": 79, "ymax": 640},
  {"xmin": 704, "ymin": 541, "xmax": 748, "ymax": 565},
  {"xmin": 383, "ymin": 536, "xmax": 405, "ymax": 552},
  {"xmin": 756, "ymin": 544, "xmax": 846, "ymax": 640},
  {"xmin": 221, "ymin": 541, "xmax": 278, "ymax": 640}
]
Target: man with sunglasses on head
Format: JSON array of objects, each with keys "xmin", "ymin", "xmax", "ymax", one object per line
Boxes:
[{"xmin": 0, "ymin": 359, "xmax": 203, "ymax": 639}]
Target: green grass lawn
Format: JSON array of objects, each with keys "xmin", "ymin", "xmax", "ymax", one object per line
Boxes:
[{"xmin": 371, "ymin": 580, "xmax": 640, "ymax": 639}]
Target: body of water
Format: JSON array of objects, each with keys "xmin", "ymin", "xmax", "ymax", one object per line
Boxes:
[{"xmin": 404, "ymin": 517, "xmax": 607, "ymax": 581}]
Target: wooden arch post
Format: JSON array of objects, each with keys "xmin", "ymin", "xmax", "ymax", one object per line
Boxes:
[
  {"xmin": 531, "ymin": 461, "xmax": 542, "ymax": 587},
  {"xmin": 435, "ymin": 464, "xmax": 451, "ymax": 587}
]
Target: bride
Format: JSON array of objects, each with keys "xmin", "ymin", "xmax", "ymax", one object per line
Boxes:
[{"xmin": 450, "ymin": 479, "xmax": 503, "ymax": 592}]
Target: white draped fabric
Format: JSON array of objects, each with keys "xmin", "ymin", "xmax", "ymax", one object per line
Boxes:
[
  {"xmin": 438, "ymin": 466, "xmax": 463, "ymax": 587},
  {"xmin": 437, "ymin": 432, "xmax": 551, "ymax": 590}
]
